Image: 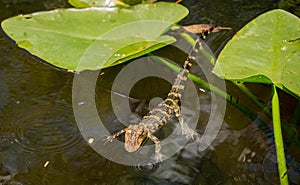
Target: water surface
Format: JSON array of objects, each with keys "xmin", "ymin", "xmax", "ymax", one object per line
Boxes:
[{"xmin": 0, "ymin": 0, "xmax": 299, "ymax": 184}]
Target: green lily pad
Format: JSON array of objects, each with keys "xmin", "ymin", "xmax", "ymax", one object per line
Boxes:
[
  {"xmin": 68, "ymin": 0, "xmax": 116, "ymax": 8},
  {"xmin": 214, "ymin": 9, "xmax": 300, "ymax": 96},
  {"xmin": 68, "ymin": 0, "xmax": 144, "ymax": 7},
  {"xmin": 1, "ymin": 2, "xmax": 188, "ymax": 71},
  {"xmin": 68, "ymin": 0, "xmax": 102, "ymax": 8}
]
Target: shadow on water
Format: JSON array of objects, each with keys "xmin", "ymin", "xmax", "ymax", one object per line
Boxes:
[{"xmin": 0, "ymin": 0, "xmax": 300, "ymax": 184}]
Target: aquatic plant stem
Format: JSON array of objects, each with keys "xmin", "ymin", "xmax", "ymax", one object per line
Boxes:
[
  {"xmin": 151, "ymin": 55, "xmax": 289, "ymax": 184},
  {"xmin": 233, "ymin": 81, "xmax": 300, "ymax": 148},
  {"xmin": 232, "ymin": 81, "xmax": 271, "ymax": 117},
  {"xmin": 272, "ymin": 85, "xmax": 289, "ymax": 185},
  {"xmin": 150, "ymin": 54, "xmax": 272, "ymax": 135}
]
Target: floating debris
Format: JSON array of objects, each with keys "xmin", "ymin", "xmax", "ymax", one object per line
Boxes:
[
  {"xmin": 44, "ymin": 161, "xmax": 50, "ymax": 167},
  {"xmin": 88, "ymin": 137, "xmax": 94, "ymax": 144}
]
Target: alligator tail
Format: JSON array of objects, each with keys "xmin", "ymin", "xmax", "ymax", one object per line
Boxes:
[{"xmin": 167, "ymin": 38, "xmax": 201, "ymax": 101}]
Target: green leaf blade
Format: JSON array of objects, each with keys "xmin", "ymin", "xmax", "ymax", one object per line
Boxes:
[
  {"xmin": 1, "ymin": 3, "xmax": 188, "ymax": 71},
  {"xmin": 214, "ymin": 9, "xmax": 300, "ymax": 96}
]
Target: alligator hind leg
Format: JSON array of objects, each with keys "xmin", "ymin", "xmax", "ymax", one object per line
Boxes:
[{"xmin": 174, "ymin": 106, "xmax": 196, "ymax": 139}]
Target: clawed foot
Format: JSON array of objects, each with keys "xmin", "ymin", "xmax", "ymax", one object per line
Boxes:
[
  {"xmin": 182, "ymin": 126, "xmax": 196, "ymax": 140},
  {"xmin": 102, "ymin": 135, "xmax": 114, "ymax": 144},
  {"xmin": 154, "ymin": 152, "xmax": 166, "ymax": 162},
  {"xmin": 177, "ymin": 116, "xmax": 196, "ymax": 140}
]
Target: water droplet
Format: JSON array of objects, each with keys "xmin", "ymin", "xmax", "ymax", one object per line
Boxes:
[
  {"xmin": 281, "ymin": 46, "xmax": 287, "ymax": 51},
  {"xmin": 121, "ymin": 54, "xmax": 126, "ymax": 57}
]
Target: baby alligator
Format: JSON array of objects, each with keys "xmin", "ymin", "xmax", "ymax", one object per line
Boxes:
[{"xmin": 104, "ymin": 37, "xmax": 201, "ymax": 161}]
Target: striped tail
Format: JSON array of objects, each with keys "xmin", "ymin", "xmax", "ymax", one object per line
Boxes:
[{"xmin": 167, "ymin": 38, "xmax": 201, "ymax": 101}]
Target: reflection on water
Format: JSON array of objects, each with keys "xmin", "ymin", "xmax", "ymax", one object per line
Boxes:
[{"xmin": 0, "ymin": 0, "xmax": 300, "ymax": 184}]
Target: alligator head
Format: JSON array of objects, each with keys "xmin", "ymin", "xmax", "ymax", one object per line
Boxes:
[{"xmin": 124, "ymin": 124, "xmax": 147, "ymax": 152}]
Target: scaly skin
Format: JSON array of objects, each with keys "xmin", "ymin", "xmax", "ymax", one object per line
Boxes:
[{"xmin": 104, "ymin": 37, "xmax": 201, "ymax": 161}]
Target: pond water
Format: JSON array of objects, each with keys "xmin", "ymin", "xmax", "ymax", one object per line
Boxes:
[{"xmin": 0, "ymin": 0, "xmax": 300, "ymax": 184}]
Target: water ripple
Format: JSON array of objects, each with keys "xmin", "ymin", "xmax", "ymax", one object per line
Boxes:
[
  {"xmin": 134, "ymin": 161, "xmax": 158, "ymax": 174},
  {"xmin": 11, "ymin": 103, "xmax": 83, "ymax": 155}
]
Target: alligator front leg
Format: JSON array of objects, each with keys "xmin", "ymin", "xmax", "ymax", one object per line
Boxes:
[
  {"xmin": 103, "ymin": 128, "xmax": 127, "ymax": 143},
  {"xmin": 147, "ymin": 133, "xmax": 165, "ymax": 162}
]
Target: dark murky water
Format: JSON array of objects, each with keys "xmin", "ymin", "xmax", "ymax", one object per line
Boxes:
[{"xmin": 0, "ymin": 0, "xmax": 300, "ymax": 184}]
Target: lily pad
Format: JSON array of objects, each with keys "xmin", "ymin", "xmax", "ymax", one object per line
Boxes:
[
  {"xmin": 68, "ymin": 0, "xmax": 143, "ymax": 7},
  {"xmin": 1, "ymin": 2, "xmax": 188, "ymax": 71},
  {"xmin": 68, "ymin": 0, "xmax": 116, "ymax": 8},
  {"xmin": 68, "ymin": 0, "xmax": 102, "ymax": 8},
  {"xmin": 214, "ymin": 9, "xmax": 300, "ymax": 96}
]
